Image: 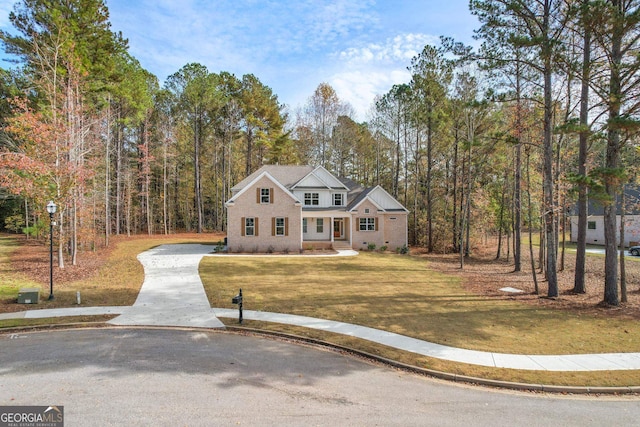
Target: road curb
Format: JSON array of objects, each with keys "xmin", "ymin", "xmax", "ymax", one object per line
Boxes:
[
  {"xmin": 2, "ymin": 322, "xmax": 639, "ymax": 395},
  {"xmin": 225, "ymin": 325, "xmax": 640, "ymax": 395}
]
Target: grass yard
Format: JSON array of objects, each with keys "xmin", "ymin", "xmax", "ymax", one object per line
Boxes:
[
  {"xmin": 0, "ymin": 235, "xmax": 42, "ymax": 301},
  {"xmin": 201, "ymin": 252, "xmax": 640, "ymax": 386},
  {"xmin": 201, "ymin": 252, "xmax": 640, "ymax": 355},
  {"xmin": 0, "ymin": 233, "xmax": 223, "ymax": 313}
]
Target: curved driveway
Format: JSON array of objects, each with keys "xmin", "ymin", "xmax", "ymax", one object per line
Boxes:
[
  {"xmin": 2, "ymin": 328, "xmax": 639, "ymax": 426},
  {"xmin": 2, "ymin": 243, "xmax": 640, "ymax": 372}
]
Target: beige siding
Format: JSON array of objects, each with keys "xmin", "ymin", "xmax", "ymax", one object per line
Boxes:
[{"xmin": 227, "ymin": 176, "xmax": 302, "ymax": 252}]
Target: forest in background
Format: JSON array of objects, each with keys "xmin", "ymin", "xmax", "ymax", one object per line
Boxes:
[{"xmin": 0, "ymin": 1, "xmax": 639, "ymax": 306}]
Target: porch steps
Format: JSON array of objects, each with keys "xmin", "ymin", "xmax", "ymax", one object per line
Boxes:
[{"xmin": 332, "ymin": 240, "xmax": 352, "ymax": 250}]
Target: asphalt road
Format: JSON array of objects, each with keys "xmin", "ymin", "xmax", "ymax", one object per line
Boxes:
[{"xmin": 1, "ymin": 328, "xmax": 639, "ymax": 426}]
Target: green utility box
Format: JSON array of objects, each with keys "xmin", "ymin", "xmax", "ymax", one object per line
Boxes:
[{"xmin": 18, "ymin": 288, "xmax": 40, "ymax": 304}]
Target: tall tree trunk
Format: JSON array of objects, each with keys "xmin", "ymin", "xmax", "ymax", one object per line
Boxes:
[
  {"xmin": 464, "ymin": 138, "xmax": 472, "ymax": 257},
  {"xmin": 496, "ymin": 179, "xmax": 506, "ymax": 260},
  {"xmin": 115, "ymin": 118, "xmax": 122, "ymax": 235},
  {"xmin": 603, "ymin": 0, "xmax": 623, "ymax": 306},
  {"xmin": 194, "ymin": 112, "xmax": 203, "ymax": 233},
  {"xmin": 426, "ymin": 112, "xmax": 433, "ymax": 252},
  {"xmin": 542, "ymin": 3, "xmax": 558, "ymax": 297},
  {"xmin": 144, "ymin": 119, "xmax": 152, "ymax": 235},
  {"xmin": 452, "ymin": 127, "xmax": 460, "ymax": 252},
  {"xmin": 105, "ymin": 100, "xmax": 111, "ymax": 246},
  {"xmin": 514, "ymin": 140, "xmax": 522, "ymax": 271},
  {"xmin": 513, "ymin": 59, "xmax": 523, "ymax": 271},
  {"xmin": 163, "ymin": 135, "xmax": 168, "ymax": 235},
  {"xmin": 526, "ymin": 147, "xmax": 539, "ymax": 294},
  {"xmin": 573, "ymin": 19, "xmax": 591, "ymax": 293},
  {"xmin": 394, "ymin": 107, "xmax": 401, "ymax": 199},
  {"xmin": 413, "ymin": 129, "xmax": 421, "ymax": 246},
  {"xmin": 620, "ymin": 186, "xmax": 627, "ymax": 303}
]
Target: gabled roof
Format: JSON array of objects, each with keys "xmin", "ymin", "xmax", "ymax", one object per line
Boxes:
[
  {"xmin": 291, "ymin": 166, "xmax": 350, "ymax": 190},
  {"xmin": 349, "ymin": 185, "xmax": 409, "ymax": 213},
  {"xmin": 227, "ymin": 164, "xmax": 408, "ymax": 213},
  {"xmin": 573, "ymin": 184, "xmax": 640, "ymax": 216},
  {"xmin": 225, "ymin": 170, "xmax": 300, "ymax": 206},
  {"xmin": 231, "ymin": 165, "xmax": 314, "ymax": 194}
]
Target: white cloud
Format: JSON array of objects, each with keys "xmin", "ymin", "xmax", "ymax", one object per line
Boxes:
[
  {"xmin": 338, "ymin": 33, "xmax": 439, "ymax": 64},
  {"xmin": 328, "ymin": 33, "xmax": 440, "ymax": 120},
  {"xmin": 107, "ymin": 0, "xmax": 380, "ymax": 83},
  {"xmin": 330, "ymin": 68, "xmax": 411, "ymax": 121}
]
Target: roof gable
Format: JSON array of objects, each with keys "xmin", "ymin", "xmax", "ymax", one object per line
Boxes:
[
  {"xmin": 226, "ymin": 171, "xmax": 299, "ymax": 206},
  {"xmin": 572, "ymin": 184, "xmax": 640, "ymax": 216},
  {"xmin": 349, "ymin": 185, "xmax": 408, "ymax": 212},
  {"xmin": 292, "ymin": 166, "xmax": 349, "ymax": 190},
  {"xmin": 231, "ymin": 165, "xmax": 313, "ymax": 193}
]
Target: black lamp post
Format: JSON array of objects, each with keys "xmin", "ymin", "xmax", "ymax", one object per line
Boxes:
[{"xmin": 46, "ymin": 201, "xmax": 57, "ymax": 301}]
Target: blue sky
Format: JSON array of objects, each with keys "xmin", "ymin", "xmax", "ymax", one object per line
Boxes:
[{"xmin": 0, "ymin": 0, "xmax": 479, "ymax": 120}]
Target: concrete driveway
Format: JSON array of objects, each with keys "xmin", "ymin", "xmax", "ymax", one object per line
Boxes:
[
  {"xmin": 584, "ymin": 248, "xmax": 638, "ymax": 257},
  {"xmin": 2, "ymin": 328, "xmax": 639, "ymax": 426}
]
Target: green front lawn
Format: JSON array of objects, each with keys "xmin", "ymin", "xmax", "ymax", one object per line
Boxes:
[{"xmin": 200, "ymin": 252, "xmax": 640, "ymax": 387}]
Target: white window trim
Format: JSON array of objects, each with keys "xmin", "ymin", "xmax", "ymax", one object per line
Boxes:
[
  {"xmin": 260, "ymin": 188, "xmax": 271, "ymax": 204},
  {"xmin": 245, "ymin": 217, "xmax": 255, "ymax": 236},
  {"xmin": 304, "ymin": 192, "xmax": 319, "ymax": 206},
  {"xmin": 359, "ymin": 217, "xmax": 375, "ymax": 231},
  {"xmin": 275, "ymin": 217, "xmax": 285, "ymax": 236}
]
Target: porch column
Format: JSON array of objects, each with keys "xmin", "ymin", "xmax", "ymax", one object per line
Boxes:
[{"xmin": 331, "ymin": 216, "xmax": 334, "ymax": 243}]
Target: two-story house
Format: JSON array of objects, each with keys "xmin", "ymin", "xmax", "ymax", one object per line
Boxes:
[
  {"xmin": 569, "ymin": 184, "xmax": 640, "ymax": 247},
  {"xmin": 224, "ymin": 165, "xmax": 408, "ymax": 253}
]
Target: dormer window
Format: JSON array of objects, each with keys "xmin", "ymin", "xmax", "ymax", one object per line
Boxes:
[
  {"xmin": 333, "ymin": 193, "xmax": 344, "ymax": 206},
  {"xmin": 304, "ymin": 192, "xmax": 319, "ymax": 206}
]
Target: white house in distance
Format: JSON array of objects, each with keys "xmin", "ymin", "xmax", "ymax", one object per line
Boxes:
[
  {"xmin": 569, "ymin": 184, "xmax": 640, "ymax": 247},
  {"xmin": 224, "ymin": 165, "xmax": 409, "ymax": 252}
]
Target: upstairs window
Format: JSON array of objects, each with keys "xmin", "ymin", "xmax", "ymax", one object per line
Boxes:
[
  {"xmin": 333, "ymin": 193, "xmax": 344, "ymax": 206},
  {"xmin": 260, "ymin": 188, "xmax": 271, "ymax": 204},
  {"xmin": 304, "ymin": 192, "xmax": 319, "ymax": 206},
  {"xmin": 588, "ymin": 221, "xmax": 596, "ymax": 230}
]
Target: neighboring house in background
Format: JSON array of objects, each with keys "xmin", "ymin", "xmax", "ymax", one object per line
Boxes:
[
  {"xmin": 224, "ymin": 165, "xmax": 408, "ymax": 252},
  {"xmin": 569, "ymin": 184, "xmax": 640, "ymax": 247}
]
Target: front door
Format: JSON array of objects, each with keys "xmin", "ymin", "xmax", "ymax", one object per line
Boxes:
[{"xmin": 333, "ymin": 218, "xmax": 344, "ymax": 239}]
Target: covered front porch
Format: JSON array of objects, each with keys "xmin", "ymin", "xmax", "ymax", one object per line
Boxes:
[{"xmin": 301, "ymin": 213, "xmax": 351, "ymax": 250}]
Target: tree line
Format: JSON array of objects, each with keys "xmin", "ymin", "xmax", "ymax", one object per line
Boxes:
[{"xmin": 1, "ymin": 0, "xmax": 639, "ymax": 306}]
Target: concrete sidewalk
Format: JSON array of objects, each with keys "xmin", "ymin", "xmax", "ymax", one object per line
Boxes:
[
  {"xmin": 213, "ymin": 309, "xmax": 640, "ymax": 371},
  {"xmin": 3, "ymin": 243, "xmax": 640, "ymax": 372}
]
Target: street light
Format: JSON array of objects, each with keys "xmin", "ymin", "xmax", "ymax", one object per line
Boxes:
[{"xmin": 46, "ymin": 201, "xmax": 57, "ymax": 301}]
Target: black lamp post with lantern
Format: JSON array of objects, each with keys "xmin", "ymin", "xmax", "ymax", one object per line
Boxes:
[{"xmin": 46, "ymin": 201, "xmax": 57, "ymax": 301}]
